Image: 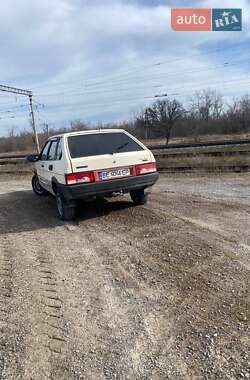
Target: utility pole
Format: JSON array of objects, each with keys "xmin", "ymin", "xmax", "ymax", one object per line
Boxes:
[
  {"xmin": 29, "ymin": 95, "xmax": 40, "ymax": 153},
  {"xmin": 0, "ymin": 84, "xmax": 40, "ymax": 153}
]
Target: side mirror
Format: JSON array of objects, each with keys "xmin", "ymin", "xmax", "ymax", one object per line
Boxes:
[{"xmin": 27, "ymin": 154, "xmax": 39, "ymax": 163}]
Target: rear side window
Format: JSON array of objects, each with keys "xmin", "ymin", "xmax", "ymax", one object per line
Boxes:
[
  {"xmin": 67, "ymin": 133, "xmax": 144, "ymax": 159},
  {"xmin": 47, "ymin": 140, "xmax": 58, "ymax": 161},
  {"xmin": 40, "ymin": 141, "xmax": 51, "ymax": 160},
  {"xmin": 56, "ymin": 139, "xmax": 62, "ymax": 160}
]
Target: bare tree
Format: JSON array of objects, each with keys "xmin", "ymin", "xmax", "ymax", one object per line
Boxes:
[
  {"xmin": 239, "ymin": 94, "xmax": 250, "ymax": 132},
  {"xmin": 146, "ymin": 99, "xmax": 185, "ymax": 145},
  {"xmin": 42, "ymin": 123, "xmax": 49, "ymax": 139},
  {"xmin": 227, "ymin": 94, "xmax": 250, "ymax": 133},
  {"xmin": 191, "ymin": 89, "xmax": 224, "ymax": 121},
  {"xmin": 70, "ymin": 120, "xmax": 89, "ymax": 131},
  {"xmin": 212, "ymin": 92, "xmax": 224, "ymax": 119}
]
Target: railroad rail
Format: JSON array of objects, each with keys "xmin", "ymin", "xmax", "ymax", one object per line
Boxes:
[
  {"xmin": 0, "ymin": 154, "xmax": 28, "ymax": 160},
  {"xmin": 148, "ymin": 138, "xmax": 250, "ymax": 150},
  {"xmin": 154, "ymin": 150, "xmax": 250, "ymax": 158},
  {"xmin": 158, "ymin": 165, "xmax": 250, "ymax": 173}
]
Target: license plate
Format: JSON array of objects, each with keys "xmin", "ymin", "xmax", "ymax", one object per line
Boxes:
[{"xmin": 99, "ymin": 167, "xmax": 130, "ymax": 181}]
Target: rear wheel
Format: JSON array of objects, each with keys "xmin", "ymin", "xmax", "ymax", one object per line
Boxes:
[
  {"xmin": 56, "ymin": 192, "xmax": 76, "ymax": 221},
  {"xmin": 32, "ymin": 174, "xmax": 48, "ymax": 196},
  {"xmin": 130, "ymin": 189, "xmax": 148, "ymax": 205}
]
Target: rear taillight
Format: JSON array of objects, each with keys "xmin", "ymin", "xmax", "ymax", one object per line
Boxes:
[
  {"xmin": 65, "ymin": 171, "xmax": 95, "ymax": 185},
  {"xmin": 135, "ymin": 163, "xmax": 157, "ymax": 176}
]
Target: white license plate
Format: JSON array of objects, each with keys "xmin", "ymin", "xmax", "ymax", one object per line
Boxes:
[{"xmin": 99, "ymin": 168, "xmax": 130, "ymax": 181}]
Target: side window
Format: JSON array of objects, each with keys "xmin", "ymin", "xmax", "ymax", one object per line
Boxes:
[
  {"xmin": 47, "ymin": 140, "xmax": 58, "ymax": 161},
  {"xmin": 55, "ymin": 139, "xmax": 62, "ymax": 160},
  {"xmin": 40, "ymin": 141, "xmax": 51, "ymax": 161}
]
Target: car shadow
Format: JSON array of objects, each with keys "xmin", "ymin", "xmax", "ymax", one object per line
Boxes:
[
  {"xmin": 76, "ymin": 197, "xmax": 134, "ymax": 221},
  {"xmin": 0, "ymin": 190, "xmax": 133, "ymax": 235}
]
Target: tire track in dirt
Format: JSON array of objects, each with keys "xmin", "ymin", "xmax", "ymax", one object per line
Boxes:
[
  {"xmin": 12, "ymin": 231, "xmax": 71, "ymax": 380},
  {"xmin": 34, "ymin": 225, "xmax": 134, "ymax": 379},
  {"xmin": 36, "ymin": 253, "xmax": 67, "ymax": 356},
  {"xmin": 0, "ymin": 235, "xmax": 29, "ymax": 379},
  {"xmin": 0, "ymin": 187, "xmax": 71, "ymax": 378},
  {"xmin": 0, "ymin": 237, "xmax": 14, "ymax": 377},
  {"xmin": 25, "ymin": 220, "xmax": 171, "ymax": 379}
]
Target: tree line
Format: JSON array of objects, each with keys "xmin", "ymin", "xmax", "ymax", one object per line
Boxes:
[
  {"xmin": 133, "ymin": 89, "xmax": 250, "ymax": 144},
  {"xmin": 0, "ymin": 89, "xmax": 249, "ymax": 153}
]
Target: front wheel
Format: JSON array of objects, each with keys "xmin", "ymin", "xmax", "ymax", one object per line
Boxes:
[
  {"xmin": 32, "ymin": 174, "xmax": 48, "ymax": 196},
  {"xmin": 56, "ymin": 192, "xmax": 76, "ymax": 221},
  {"xmin": 130, "ymin": 189, "xmax": 148, "ymax": 205}
]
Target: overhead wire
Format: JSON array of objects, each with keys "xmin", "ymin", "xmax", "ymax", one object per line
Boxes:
[
  {"xmin": 30, "ymin": 41, "xmax": 248, "ymax": 92},
  {"xmin": 35, "ymin": 58, "xmax": 250, "ymax": 99}
]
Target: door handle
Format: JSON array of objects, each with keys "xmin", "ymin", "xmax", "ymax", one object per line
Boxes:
[{"xmin": 49, "ymin": 165, "xmax": 53, "ymax": 171}]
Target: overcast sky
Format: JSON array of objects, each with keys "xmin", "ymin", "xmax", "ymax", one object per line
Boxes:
[{"xmin": 0, "ymin": 0, "xmax": 249, "ymax": 135}]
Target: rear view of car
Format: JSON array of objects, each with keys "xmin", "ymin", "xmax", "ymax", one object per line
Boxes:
[{"xmin": 30, "ymin": 129, "xmax": 159, "ymax": 220}]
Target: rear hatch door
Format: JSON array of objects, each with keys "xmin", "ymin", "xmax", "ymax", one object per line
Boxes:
[{"xmin": 67, "ymin": 132, "xmax": 152, "ymax": 176}]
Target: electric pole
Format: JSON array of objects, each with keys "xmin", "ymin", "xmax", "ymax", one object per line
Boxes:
[
  {"xmin": 0, "ymin": 84, "xmax": 40, "ymax": 153},
  {"xmin": 29, "ymin": 95, "xmax": 40, "ymax": 153}
]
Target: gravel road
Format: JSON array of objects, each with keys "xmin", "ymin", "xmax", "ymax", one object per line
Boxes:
[{"xmin": 0, "ymin": 173, "xmax": 249, "ymax": 379}]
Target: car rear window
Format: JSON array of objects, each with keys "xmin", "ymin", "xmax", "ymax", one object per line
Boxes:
[{"xmin": 67, "ymin": 132, "xmax": 144, "ymax": 158}]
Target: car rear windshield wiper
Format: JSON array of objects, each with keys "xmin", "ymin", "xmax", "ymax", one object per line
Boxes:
[{"xmin": 111, "ymin": 141, "xmax": 130, "ymax": 154}]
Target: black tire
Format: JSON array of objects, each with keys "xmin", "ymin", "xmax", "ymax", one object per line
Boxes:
[
  {"xmin": 130, "ymin": 189, "xmax": 148, "ymax": 205},
  {"xmin": 56, "ymin": 192, "xmax": 76, "ymax": 221},
  {"xmin": 32, "ymin": 174, "xmax": 48, "ymax": 196}
]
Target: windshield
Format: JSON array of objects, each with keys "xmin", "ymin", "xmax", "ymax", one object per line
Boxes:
[{"xmin": 67, "ymin": 132, "xmax": 144, "ymax": 158}]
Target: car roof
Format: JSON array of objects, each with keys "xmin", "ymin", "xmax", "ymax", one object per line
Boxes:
[{"xmin": 49, "ymin": 129, "xmax": 127, "ymax": 140}]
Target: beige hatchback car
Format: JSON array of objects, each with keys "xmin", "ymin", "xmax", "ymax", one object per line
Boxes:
[{"xmin": 28, "ymin": 129, "xmax": 159, "ymax": 220}]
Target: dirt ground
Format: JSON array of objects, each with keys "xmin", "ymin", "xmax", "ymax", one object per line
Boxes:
[{"xmin": 0, "ymin": 173, "xmax": 249, "ymax": 380}]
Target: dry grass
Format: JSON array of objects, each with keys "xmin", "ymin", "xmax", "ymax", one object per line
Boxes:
[
  {"xmin": 143, "ymin": 133, "xmax": 250, "ymax": 147},
  {"xmin": 157, "ymin": 154, "xmax": 250, "ymax": 171},
  {"xmin": 0, "ymin": 160, "xmax": 32, "ymax": 174}
]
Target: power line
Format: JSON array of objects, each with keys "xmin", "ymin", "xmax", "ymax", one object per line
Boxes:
[
  {"xmin": 35, "ymin": 77, "xmax": 250, "ymax": 115},
  {"xmin": 1, "ymin": 59, "xmax": 249, "ymax": 129},
  {"xmin": 30, "ymin": 42, "xmax": 248, "ymax": 92},
  {"xmin": 35, "ymin": 57, "xmax": 250, "ymax": 98},
  {"xmin": 1, "ymin": 74, "xmax": 248, "ymax": 121},
  {"xmin": 66, "ymin": 68, "xmax": 249, "ymax": 98}
]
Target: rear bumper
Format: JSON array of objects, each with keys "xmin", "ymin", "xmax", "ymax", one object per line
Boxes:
[{"xmin": 57, "ymin": 172, "xmax": 159, "ymax": 201}]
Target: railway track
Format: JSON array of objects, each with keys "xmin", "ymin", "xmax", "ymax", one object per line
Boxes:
[
  {"xmin": 158, "ymin": 165, "xmax": 250, "ymax": 173},
  {"xmin": 1, "ymin": 150, "xmax": 249, "ymax": 163},
  {"xmin": 148, "ymin": 138, "xmax": 250, "ymax": 150},
  {"xmin": 1, "ymin": 150, "xmax": 250, "ymax": 162},
  {"xmin": 0, "ymin": 154, "xmax": 28, "ymax": 160},
  {"xmin": 154, "ymin": 150, "xmax": 250, "ymax": 158},
  {"xmin": 0, "ymin": 139, "xmax": 249, "ymax": 173}
]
